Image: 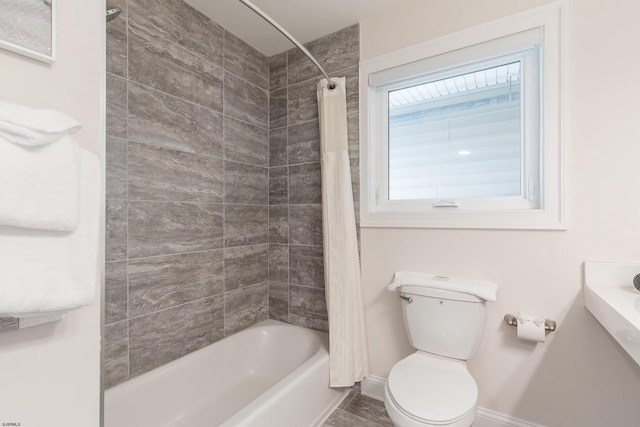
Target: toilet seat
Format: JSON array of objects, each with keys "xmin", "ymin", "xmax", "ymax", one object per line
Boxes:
[{"xmin": 386, "ymin": 352, "xmax": 477, "ymax": 425}]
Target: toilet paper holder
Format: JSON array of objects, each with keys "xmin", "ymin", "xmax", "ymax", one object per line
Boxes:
[{"xmin": 504, "ymin": 314, "xmax": 557, "ymax": 332}]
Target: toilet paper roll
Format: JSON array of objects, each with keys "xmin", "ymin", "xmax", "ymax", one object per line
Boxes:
[{"xmin": 517, "ymin": 317, "xmax": 546, "ymax": 343}]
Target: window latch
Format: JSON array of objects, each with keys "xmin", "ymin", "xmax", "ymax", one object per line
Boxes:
[{"xmin": 433, "ymin": 200, "xmax": 459, "ymax": 208}]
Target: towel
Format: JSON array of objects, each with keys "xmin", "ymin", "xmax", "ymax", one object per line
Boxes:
[
  {"xmin": 0, "ymin": 135, "xmax": 80, "ymax": 231},
  {"xmin": 0, "ymin": 100, "xmax": 81, "ymax": 147},
  {"xmin": 388, "ymin": 271, "xmax": 498, "ymax": 302},
  {"xmin": 0, "ymin": 148, "xmax": 101, "ymax": 316}
]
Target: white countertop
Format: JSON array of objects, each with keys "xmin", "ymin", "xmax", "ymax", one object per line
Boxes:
[{"xmin": 584, "ymin": 261, "xmax": 640, "ymax": 366}]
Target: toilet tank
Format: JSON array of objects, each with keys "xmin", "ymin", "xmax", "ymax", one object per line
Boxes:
[{"xmin": 400, "ymin": 285, "xmax": 487, "ymax": 360}]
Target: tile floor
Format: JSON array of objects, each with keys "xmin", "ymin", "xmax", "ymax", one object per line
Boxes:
[{"xmin": 322, "ymin": 387, "xmax": 393, "ymax": 426}]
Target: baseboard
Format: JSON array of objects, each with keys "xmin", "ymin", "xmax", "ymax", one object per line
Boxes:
[
  {"xmin": 474, "ymin": 408, "xmax": 546, "ymax": 427},
  {"xmin": 361, "ymin": 376, "xmax": 546, "ymax": 427},
  {"xmin": 361, "ymin": 374, "xmax": 386, "ymax": 400}
]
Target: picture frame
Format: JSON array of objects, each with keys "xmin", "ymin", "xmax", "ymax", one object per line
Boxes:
[{"xmin": 0, "ymin": 0, "xmax": 56, "ymax": 63}]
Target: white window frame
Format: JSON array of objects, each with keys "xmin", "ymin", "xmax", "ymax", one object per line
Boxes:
[{"xmin": 360, "ymin": 3, "xmax": 564, "ymax": 229}]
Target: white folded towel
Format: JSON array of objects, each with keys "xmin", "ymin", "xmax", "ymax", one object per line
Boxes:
[
  {"xmin": 0, "ymin": 135, "xmax": 80, "ymax": 231},
  {"xmin": 0, "ymin": 148, "xmax": 101, "ymax": 316},
  {"xmin": 388, "ymin": 271, "xmax": 498, "ymax": 302},
  {"xmin": 0, "ymin": 101, "xmax": 83, "ymax": 231},
  {"xmin": 0, "ymin": 100, "xmax": 81, "ymax": 147}
]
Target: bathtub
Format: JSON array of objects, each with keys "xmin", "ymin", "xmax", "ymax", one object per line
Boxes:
[{"xmin": 104, "ymin": 319, "xmax": 349, "ymax": 427}]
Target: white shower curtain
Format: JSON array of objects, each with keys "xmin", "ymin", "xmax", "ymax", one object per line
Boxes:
[{"xmin": 317, "ymin": 77, "xmax": 369, "ymax": 387}]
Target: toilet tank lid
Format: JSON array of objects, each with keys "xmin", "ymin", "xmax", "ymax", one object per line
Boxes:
[{"xmin": 388, "ymin": 271, "xmax": 498, "ymax": 302}]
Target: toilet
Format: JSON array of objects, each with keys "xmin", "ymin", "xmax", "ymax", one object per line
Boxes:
[{"xmin": 385, "ymin": 272, "xmax": 497, "ymax": 427}]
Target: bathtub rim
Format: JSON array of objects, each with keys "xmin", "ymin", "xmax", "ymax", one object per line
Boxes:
[{"xmin": 105, "ymin": 319, "xmax": 351, "ymax": 426}]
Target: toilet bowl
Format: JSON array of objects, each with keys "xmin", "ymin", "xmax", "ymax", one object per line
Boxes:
[
  {"xmin": 385, "ymin": 272, "xmax": 498, "ymax": 427},
  {"xmin": 384, "ymin": 352, "xmax": 477, "ymax": 427}
]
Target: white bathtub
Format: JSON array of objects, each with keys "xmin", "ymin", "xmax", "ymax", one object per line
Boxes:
[{"xmin": 104, "ymin": 319, "xmax": 348, "ymax": 427}]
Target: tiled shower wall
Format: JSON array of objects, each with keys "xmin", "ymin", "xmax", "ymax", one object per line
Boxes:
[
  {"xmin": 104, "ymin": 0, "xmax": 360, "ymax": 389},
  {"xmin": 104, "ymin": 0, "xmax": 271, "ymax": 388},
  {"xmin": 267, "ymin": 25, "xmax": 360, "ymax": 332}
]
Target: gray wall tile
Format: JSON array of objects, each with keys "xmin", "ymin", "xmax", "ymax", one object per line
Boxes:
[
  {"xmin": 269, "ymin": 127, "xmax": 288, "ymax": 168},
  {"xmin": 269, "ymin": 166, "xmax": 288, "ymax": 205},
  {"xmin": 289, "ymin": 204, "xmax": 323, "ymax": 246},
  {"xmin": 224, "ymin": 244, "xmax": 269, "ymax": 292},
  {"xmin": 289, "ymin": 285, "xmax": 328, "ymax": 332},
  {"xmin": 104, "ymin": 321, "xmax": 129, "ymax": 388},
  {"xmin": 224, "ymin": 283, "xmax": 269, "ymax": 335},
  {"xmin": 288, "ymin": 120, "xmax": 320, "ymax": 164},
  {"xmin": 106, "ymin": 136, "xmax": 127, "ymax": 200},
  {"xmin": 289, "ymin": 244, "xmax": 324, "ymax": 288},
  {"xmin": 129, "ymin": 295, "xmax": 224, "ymax": 377},
  {"xmin": 224, "ymin": 161, "xmax": 269, "ymax": 205},
  {"xmin": 225, "ymin": 161, "xmax": 268, "ymax": 205},
  {"xmin": 224, "ymin": 116, "xmax": 269, "ymax": 167},
  {"xmin": 270, "ymin": 88, "xmax": 287, "ymax": 129},
  {"xmin": 129, "ymin": 0, "xmax": 224, "ymax": 66},
  {"xmin": 268, "ymin": 282, "xmax": 289, "ymax": 323},
  {"xmin": 106, "ymin": 73, "xmax": 127, "ymax": 138},
  {"xmin": 268, "ymin": 206, "xmax": 288, "ymax": 244},
  {"xmin": 269, "ymin": 244, "xmax": 288, "ymax": 283},
  {"xmin": 289, "ymin": 162, "xmax": 321, "ymax": 204},
  {"xmin": 287, "ymin": 24, "xmax": 359, "ymax": 86},
  {"xmin": 106, "ymin": 199, "xmax": 127, "ymax": 262},
  {"xmin": 105, "ymin": 261, "xmax": 128, "ymax": 325},
  {"xmin": 266, "ymin": 25, "xmax": 359, "ymax": 329},
  {"xmin": 269, "ymin": 51, "xmax": 287, "ymax": 91},
  {"xmin": 128, "ymin": 142, "xmax": 224, "ymax": 203},
  {"xmin": 224, "ymin": 30, "xmax": 269, "ymax": 90},
  {"xmin": 224, "ymin": 205, "xmax": 268, "ymax": 247},
  {"xmin": 128, "ymin": 82, "xmax": 223, "ymax": 158},
  {"xmin": 128, "ymin": 201, "xmax": 223, "ymax": 258},
  {"xmin": 344, "ymin": 65, "xmax": 360, "ymax": 159},
  {"xmin": 350, "ymin": 158, "xmax": 360, "ymax": 203},
  {"xmin": 106, "ymin": 0, "xmax": 127, "ymax": 77},
  {"xmin": 288, "ymin": 81, "xmax": 318, "ymax": 126},
  {"xmin": 128, "ymin": 24, "xmax": 223, "ymax": 111},
  {"xmin": 224, "ymin": 72, "xmax": 269, "ymax": 129},
  {"xmin": 128, "ymin": 250, "xmax": 224, "ymax": 317}
]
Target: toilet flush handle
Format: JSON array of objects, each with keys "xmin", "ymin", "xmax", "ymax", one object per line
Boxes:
[{"xmin": 400, "ymin": 295, "xmax": 413, "ymax": 304}]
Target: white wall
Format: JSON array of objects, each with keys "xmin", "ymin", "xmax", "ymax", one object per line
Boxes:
[
  {"xmin": 360, "ymin": 0, "xmax": 640, "ymax": 425},
  {"xmin": 0, "ymin": 0, "xmax": 103, "ymax": 426}
]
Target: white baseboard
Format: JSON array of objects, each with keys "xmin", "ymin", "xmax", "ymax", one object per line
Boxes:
[
  {"xmin": 361, "ymin": 374, "xmax": 386, "ymax": 400},
  {"xmin": 361, "ymin": 376, "xmax": 546, "ymax": 427},
  {"xmin": 474, "ymin": 408, "xmax": 546, "ymax": 427}
]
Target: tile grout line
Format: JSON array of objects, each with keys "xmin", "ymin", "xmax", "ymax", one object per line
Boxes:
[
  {"xmin": 129, "ymin": 18, "xmax": 270, "ymax": 95},
  {"xmin": 126, "ymin": 280, "xmax": 268, "ymax": 324},
  {"xmin": 127, "ymin": 78, "xmax": 269, "ymax": 133},
  {"xmin": 285, "ymin": 50, "xmax": 292, "ymax": 325},
  {"xmin": 127, "ymin": 136, "xmax": 268, "ymax": 170},
  {"xmin": 124, "ymin": 0, "xmax": 131, "ymax": 383},
  {"xmin": 222, "ymin": 29, "xmax": 227, "ymax": 337},
  {"xmin": 266, "ymin": 51, "xmax": 272, "ymax": 322}
]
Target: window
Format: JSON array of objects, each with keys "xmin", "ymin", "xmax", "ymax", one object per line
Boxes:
[{"xmin": 360, "ymin": 4, "xmax": 564, "ymax": 229}]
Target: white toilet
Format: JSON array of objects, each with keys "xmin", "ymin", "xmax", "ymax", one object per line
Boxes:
[{"xmin": 385, "ymin": 272, "xmax": 497, "ymax": 427}]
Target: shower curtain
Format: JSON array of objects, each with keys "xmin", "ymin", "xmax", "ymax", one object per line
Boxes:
[{"xmin": 317, "ymin": 77, "xmax": 369, "ymax": 387}]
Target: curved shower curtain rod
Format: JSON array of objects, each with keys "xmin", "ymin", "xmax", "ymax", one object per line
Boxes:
[{"xmin": 237, "ymin": 0, "xmax": 337, "ymax": 90}]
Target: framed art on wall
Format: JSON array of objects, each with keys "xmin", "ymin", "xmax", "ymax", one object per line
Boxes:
[{"xmin": 0, "ymin": 0, "xmax": 56, "ymax": 63}]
